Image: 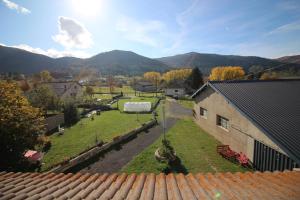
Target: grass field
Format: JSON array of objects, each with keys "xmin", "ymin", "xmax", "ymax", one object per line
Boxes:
[
  {"xmin": 121, "ymin": 119, "xmax": 248, "ymax": 174},
  {"xmin": 42, "ymin": 110, "xmax": 153, "ymax": 171},
  {"xmin": 93, "ymin": 93, "xmax": 116, "ymax": 100},
  {"xmin": 177, "ymin": 99, "xmax": 195, "ymax": 110},
  {"xmin": 93, "ymin": 86, "xmax": 134, "ymax": 94}
]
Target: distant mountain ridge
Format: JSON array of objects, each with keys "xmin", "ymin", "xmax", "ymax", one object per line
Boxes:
[
  {"xmin": 0, "ymin": 46, "xmax": 170, "ymax": 75},
  {"xmin": 0, "ymin": 45, "xmax": 299, "ymax": 75},
  {"xmin": 276, "ymin": 55, "xmax": 300, "ymax": 65},
  {"xmin": 156, "ymin": 52, "xmax": 290, "ymax": 74}
]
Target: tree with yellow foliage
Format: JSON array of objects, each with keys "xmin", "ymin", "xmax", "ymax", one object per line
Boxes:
[
  {"xmin": 260, "ymin": 71, "xmax": 278, "ymax": 80},
  {"xmin": 209, "ymin": 66, "xmax": 245, "ymax": 81},
  {"xmin": 0, "ymin": 81, "xmax": 45, "ymax": 170},
  {"xmin": 144, "ymin": 72, "xmax": 161, "ymax": 84},
  {"xmin": 143, "ymin": 72, "xmax": 161, "ymax": 96},
  {"xmin": 162, "ymin": 68, "xmax": 192, "ymax": 83}
]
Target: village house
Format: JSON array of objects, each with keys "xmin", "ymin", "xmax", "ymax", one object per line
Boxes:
[
  {"xmin": 43, "ymin": 81, "xmax": 84, "ymax": 100},
  {"xmin": 133, "ymin": 81, "xmax": 156, "ymax": 92},
  {"xmin": 192, "ymin": 79, "xmax": 300, "ymax": 171},
  {"xmin": 165, "ymin": 88, "xmax": 186, "ymax": 98}
]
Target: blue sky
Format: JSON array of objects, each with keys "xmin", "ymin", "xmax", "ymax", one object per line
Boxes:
[{"xmin": 0, "ymin": 0, "xmax": 300, "ymax": 58}]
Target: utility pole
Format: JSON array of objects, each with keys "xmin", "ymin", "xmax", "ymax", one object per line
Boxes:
[{"xmin": 162, "ymin": 103, "xmax": 166, "ymax": 141}]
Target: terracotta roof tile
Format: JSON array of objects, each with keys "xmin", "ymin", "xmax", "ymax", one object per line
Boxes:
[
  {"xmin": 0, "ymin": 171, "xmax": 299, "ymax": 200},
  {"xmin": 153, "ymin": 173, "xmax": 167, "ymax": 200}
]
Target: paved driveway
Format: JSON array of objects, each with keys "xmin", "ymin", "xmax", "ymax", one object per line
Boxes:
[
  {"xmin": 166, "ymin": 98, "xmax": 193, "ymax": 118},
  {"xmin": 68, "ymin": 117, "xmax": 177, "ymax": 173},
  {"xmin": 68, "ymin": 100, "xmax": 191, "ymax": 173}
]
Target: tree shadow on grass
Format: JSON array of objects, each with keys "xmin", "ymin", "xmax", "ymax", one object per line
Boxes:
[{"xmin": 162, "ymin": 156, "xmax": 188, "ymax": 174}]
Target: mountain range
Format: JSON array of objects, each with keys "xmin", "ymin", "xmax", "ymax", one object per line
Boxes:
[{"xmin": 0, "ymin": 45, "xmax": 299, "ymax": 75}]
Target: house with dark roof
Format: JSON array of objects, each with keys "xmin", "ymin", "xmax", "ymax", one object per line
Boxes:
[
  {"xmin": 192, "ymin": 79, "xmax": 300, "ymax": 172},
  {"xmin": 42, "ymin": 81, "xmax": 84, "ymax": 101},
  {"xmin": 133, "ymin": 81, "xmax": 157, "ymax": 92}
]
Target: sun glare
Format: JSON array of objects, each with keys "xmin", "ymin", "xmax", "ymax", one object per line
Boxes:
[{"xmin": 72, "ymin": 0, "xmax": 103, "ymax": 17}]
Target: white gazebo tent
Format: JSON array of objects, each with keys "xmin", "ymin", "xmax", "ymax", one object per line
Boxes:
[{"xmin": 124, "ymin": 102, "xmax": 152, "ymax": 112}]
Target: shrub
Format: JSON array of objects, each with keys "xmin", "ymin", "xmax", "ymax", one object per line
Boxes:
[{"xmin": 64, "ymin": 102, "xmax": 80, "ymax": 126}]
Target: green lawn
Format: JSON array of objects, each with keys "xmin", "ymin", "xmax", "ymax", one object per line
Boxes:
[
  {"xmin": 177, "ymin": 99, "xmax": 195, "ymax": 110},
  {"xmin": 93, "ymin": 93, "xmax": 116, "ymax": 100},
  {"xmin": 93, "ymin": 86, "xmax": 134, "ymax": 94},
  {"xmin": 112, "ymin": 97, "xmax": 159, "ymax": 111},
  {"xmin": 42, "ymin": 110, "xmax": 153, "ymax": 171},
  {"xmin": 121, "ymin": 119, "xmax": 248, "ymax": 174}
]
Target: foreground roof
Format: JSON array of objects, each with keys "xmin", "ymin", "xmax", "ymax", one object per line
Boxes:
[
  {"xmin": 192, "ymin": 79, "xmax": 300, "ymax": 164},
  {"xmin": 0, "ymin": 171, "xmax": 299, "ymax": 199}
]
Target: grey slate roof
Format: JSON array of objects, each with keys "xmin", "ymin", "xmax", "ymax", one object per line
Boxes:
[{"xmin": 192, "ymin": 79, "xmax": 300, "ymax": 164}]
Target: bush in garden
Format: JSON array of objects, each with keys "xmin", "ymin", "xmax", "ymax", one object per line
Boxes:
[{"xmin": 63, "ymin": 102, "xmax": 80, "ymax": 126}]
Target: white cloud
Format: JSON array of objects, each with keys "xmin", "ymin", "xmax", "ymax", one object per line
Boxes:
[
  {"xmin": 1, "ymin": 0, "xmax": 30, "ymax": 14},
  {"xmin": 116, "ymin": 16, "xmax": 166, "ymax": 47},
  {"xmin": 52, "ymin": 16, "xmax": 93, "ymax": 49},
  {"xmin": 0, "ymin": 43, "xmax": 90, "ymax": 58},
  {"xmin": 163, "ymin": 0, "xmax": 200, "ymax": 53},
  {"xmin": 268, "ymin": 20, "xmax": 300, "ymax": 35}
]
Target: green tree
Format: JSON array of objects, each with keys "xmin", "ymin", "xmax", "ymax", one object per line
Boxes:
[
  {"xmin": 185, "ymin": 67, "xmax": 204, "ymax": 90},
  {"xmin": 0, "ymin": 81, "xmax": 45, "ymax": 170},
  {"xmin": 27, "ymin": 85, "xmax": 61, "ymax": 113},
  {"xmin": 85, "ymin": 86, "xmax": 94, "ymax": 98},
  {"xmin": 248, "ymin": 65, "xmax": 264, "ymax": 80},
  {"xmin": 63, "ymin": 102, "xmax": 79, "ymax": 126}
]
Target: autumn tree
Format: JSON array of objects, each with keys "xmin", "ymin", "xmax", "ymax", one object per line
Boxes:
[
  {"xmin": 144, "ymin": 72, "xmax": 161, "ymax": 96},
  {"xmin": 185, "ymin": 67, "xmax": 204, "ymax": 90},
  {"xmin": 0, "ymin": 81, "xmax": 45, "ymax": 170},
  {"xmin": 40, "ymin": 70, "xmax": 53, "ymax": 82},
  {"xmin": 260, "ymin": 71, "xmax": 278, "ymax": 80},
  {"xmin": 209, "ymin": 66, "xmax": 245, "ymax": 81},
  {"xmin": 162, "ymin": 69, "xmax": 192, "ymax": 83},
  {"xmin": 19, "ymin": 80, "xmax": 31, "ymax": 92},
  {"xmin": 27, "ymin": 85, "xmax": 61, "ymax": 113}
]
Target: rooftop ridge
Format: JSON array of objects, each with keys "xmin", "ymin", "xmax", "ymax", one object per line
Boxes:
[{"xmin": 209, "ymin": 78, "xmax": 300, "ymax": 84}]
